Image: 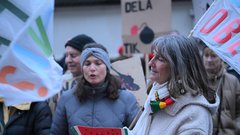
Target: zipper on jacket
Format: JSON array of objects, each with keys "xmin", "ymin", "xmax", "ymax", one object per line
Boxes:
[{"xmin": 91, "ymin": 89, "xmax": 96, "ymax": 126}]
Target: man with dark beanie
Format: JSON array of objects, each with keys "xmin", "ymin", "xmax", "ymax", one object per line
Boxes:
[
  {"xmin": 49, "ymin": 34, "xmax": 95, "ymax": 113},
  {"xmin": 65, "ymin": 34, "xmax": 96, "ymax": 77}
]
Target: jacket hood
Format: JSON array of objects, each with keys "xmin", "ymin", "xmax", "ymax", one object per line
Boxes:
[{"xmin": 166, "ymin": 92, "xmax": 220, "ymax": 116}]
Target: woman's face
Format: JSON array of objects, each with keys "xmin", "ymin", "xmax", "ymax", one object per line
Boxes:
[
  {"xmin": 148, "ymin": 50, "xmax": 170, "ymax": 84},
  {"xmin": 203, "ymin": 47, "xmax": 222, "ymax": 74},
  {"xmin": 82, "ymin": 55, "xmax": 107, "ymax": 86}
]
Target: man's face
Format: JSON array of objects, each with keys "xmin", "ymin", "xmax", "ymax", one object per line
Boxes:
[{"xmin": 65, "ymin": 46, "xmax": 81, "ymax": 77}]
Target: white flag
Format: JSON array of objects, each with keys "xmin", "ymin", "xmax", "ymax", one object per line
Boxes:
[
  {"xmin": 0, "ymin": 0, "xmax": 62, "ymax": 106},
  {"xmin": 192, "ymin": 0, "xmax": 240, "ymax": 75}
]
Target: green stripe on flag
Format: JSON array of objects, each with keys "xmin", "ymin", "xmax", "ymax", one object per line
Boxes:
[
  {"xmin": 36, "ymin": 16, "xmax": 52, "ymax": 56},
  {"xmin": 0, "ymin": 36, "xmax": 11, "ymax": 46},
  {"xmin": 27, "ymin": 16, "xmax": 52, "ymax": 57},
  {"xmin": 0, "ymin": 0, "xmax": 29, "ymax": 22},
  {"xmin": 27, "ymin": 27, "xmax": 45, "ymax": 47}
]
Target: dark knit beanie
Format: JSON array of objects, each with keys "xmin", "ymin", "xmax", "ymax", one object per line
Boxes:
[{"xmin": 65, "ymin": 34, "xmax": 95, "ymax": 52}]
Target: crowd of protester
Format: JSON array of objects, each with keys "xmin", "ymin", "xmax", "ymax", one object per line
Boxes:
[{"xmin": 1, "ymin": 33, "xmax": 239, "ymax": 135}]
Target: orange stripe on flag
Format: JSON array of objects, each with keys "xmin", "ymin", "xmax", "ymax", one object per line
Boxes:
[
  {"xmin": 11, "ymin": 81, "xmax": 35, "ymax": 90},
  {"xmin": 0, "ymin": 66, "xmax": 16, "ymax": 83}
]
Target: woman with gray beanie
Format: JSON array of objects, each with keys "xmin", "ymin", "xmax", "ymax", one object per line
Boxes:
[
  {"xmin": 51, "ymin": 43, "xmax": 140, "ymax": 135},
  {"xmin": 48, "ymin": 34, "xmax": 95, "ymax": 113}
]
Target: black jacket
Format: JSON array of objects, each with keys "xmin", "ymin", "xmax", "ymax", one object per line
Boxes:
[{"xmin": 0, "ymin": 101, "xmax": 52, "ymax": 135}]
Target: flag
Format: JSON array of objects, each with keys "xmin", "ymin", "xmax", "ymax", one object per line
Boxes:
[
  {"xmin": 0, "ymin": 0, "xmax": 62, "ymax": 106},
  {"xmin": 192, "ymin": 0, "xmax": 240, "ymax": 75}
]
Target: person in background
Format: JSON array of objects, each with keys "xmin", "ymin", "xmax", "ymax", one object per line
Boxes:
[
  {"xmin": 0, "ymin": 99, "xmax": 52, "ymax": 135},
  {"xmin": 63, "ymin": 34, "xmax": 96, "ymax": 91},
  {"xmin": 48, "ymin": 34, "xmax": 96, "ymax": 113},
  {"xmin": 56, "ymin": 54, "xmax": 67, "ymax": 74},
  {"xmin": 202, "ymin": 46, "xmax": 240, "ymax": 135},
  {"xmin": 51, "ymin": 43, "xmax": 140, "ymax": 135},
  {"xmin": 127, "ymin": 35, "xmax": 219, "ymax": 135}
]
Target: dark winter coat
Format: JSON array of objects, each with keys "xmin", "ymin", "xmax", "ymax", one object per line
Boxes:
[
  {"xmin": 0, "ymin": 101, "xmax": 52, "ymax": 135},
  {"xmin": 208, "ymin": 69, "xmax": 240, "ymax": 135}
]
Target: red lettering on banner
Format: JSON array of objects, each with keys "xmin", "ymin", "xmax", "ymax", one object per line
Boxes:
[
  {"xmin": 200, "ymin": 9, "xmax": 228, "ymax": 34},
  {"xmin": 228, "ymin": 40, "xmax": 240, "ymax": 56},
  {"xmin": 213, "ymin": 19, "xmax": 240, "ymax": 44}
]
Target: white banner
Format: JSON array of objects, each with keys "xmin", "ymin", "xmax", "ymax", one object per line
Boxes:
[
  {"xmin": 192, "ymin": 0, "xmax": 240, "ymax": 75},
  {"xmin": 0, "ymin": 0, "xmax": 62, "ymax": 106}
]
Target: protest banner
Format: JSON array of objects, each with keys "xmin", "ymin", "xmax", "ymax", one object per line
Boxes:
[
  {"xmin": 0, "ymin": 0, "xmax": 62, "ymax": 106},
  {"xmin": 121, "ymin": 0, "xmax": 171, "ymax": 55},
  {"xmin": 111, "ymin": 56, "xmax": 147, "ymax": 106},
  {"xmin": 192, "ymin": 0, "xmax": 240, "ymax": 75}
]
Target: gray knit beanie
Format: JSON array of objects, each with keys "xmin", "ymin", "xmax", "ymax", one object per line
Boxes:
[{"xmin": 80, "ymin": 48, "xmax": 111, "ymax": 71}]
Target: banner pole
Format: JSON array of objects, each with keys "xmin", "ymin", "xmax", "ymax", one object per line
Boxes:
[{"xmin": 145, "ymin": 54, "xmax": 149, "ymax": 82}]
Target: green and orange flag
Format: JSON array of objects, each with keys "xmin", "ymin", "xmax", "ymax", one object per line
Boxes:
[{"xmin": 0, "ymin": 0, "xmax": 62, "ymax": 106}]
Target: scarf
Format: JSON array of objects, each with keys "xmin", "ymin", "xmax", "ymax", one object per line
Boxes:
[{"xmin": 125, "ymin": 82, "xmax": 169, "ymax": 135}]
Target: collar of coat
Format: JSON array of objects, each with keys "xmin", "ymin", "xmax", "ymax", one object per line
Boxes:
[
  {"xmin": 165, "ymin": 93, "xmax": 219, "ymax": 116},
  {"xmin": 0, "ymin": 97, "xmax": 31, "ymax": 110}
]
